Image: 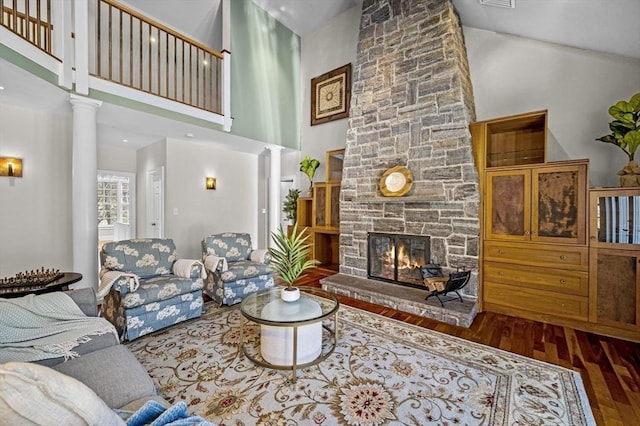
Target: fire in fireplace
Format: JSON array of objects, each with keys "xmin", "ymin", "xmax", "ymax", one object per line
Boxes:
[{"xmin": 367, "ymin": 233, "xmax": 430, "ymax": 289}]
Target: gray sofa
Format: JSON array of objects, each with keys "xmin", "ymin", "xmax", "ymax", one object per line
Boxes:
[
  {"xmin": 54, "ymin": 289, "xmax": 168, "ymax": 411},
  {"xmin": 0, "ymin": 289, "xmax": 168, "ymax": 423}
]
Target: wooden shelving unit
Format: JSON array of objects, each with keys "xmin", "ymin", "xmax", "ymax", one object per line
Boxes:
[
  {"xmin": 296, "ymin": 149, "xmax": 344, "ymax": 272},
  {"xmin": 470, "ymin": 110, "xmax": 640, "ymax": 342}
]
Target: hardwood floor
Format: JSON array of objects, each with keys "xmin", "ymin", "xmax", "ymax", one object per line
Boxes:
[{"xmin": 296, "ymin": 269, "xmax": 640, "ymax": 426}]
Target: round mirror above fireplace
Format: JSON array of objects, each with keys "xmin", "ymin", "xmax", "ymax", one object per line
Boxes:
[{"xmin": 380, "ymin": 166, "xmax": 413, "ymax": 197}]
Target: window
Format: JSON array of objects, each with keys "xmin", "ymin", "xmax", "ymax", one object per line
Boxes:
[{"xmin": 98, "ymin": 173, "xmax": 131, "ymax": 226}]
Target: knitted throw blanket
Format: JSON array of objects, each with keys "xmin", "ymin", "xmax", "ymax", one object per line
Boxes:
[{"xmin": 0, "ymin": 292, "xmax": 118, "ymax": 363}]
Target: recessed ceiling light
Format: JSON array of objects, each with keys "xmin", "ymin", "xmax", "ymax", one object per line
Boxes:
[
  {"xmin": 122, "ymin": 139, "xmax": 129, "ymax": 143},
  {"xmin": 0, "ymin": 86, "xmax": 5, "ymax": 91},
  {"xmin": 185, "ymin": 132, "xmax": 195, "ymax": 138}
]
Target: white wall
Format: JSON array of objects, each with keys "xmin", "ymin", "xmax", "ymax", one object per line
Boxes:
[
  {"xmin": 294, "ymin": 10, "xmax": 640, "ymax": 189},
  {"xmin": 164, "ymin": 139, "xmax": 260, "ymax": 259},
  {"xmin": 463, "ymin": 27, "xmax": 640, "ymax": 187},
  {"xmin": 293, "ymin": 6, "xmax": 361, "ymax": 183},
  {"xmin": 0, "ymin": 104, "xmax": 73, "ymax": 276},
  {"xmin": 136, "ymin": 139, "xmax": 167, "ymax": 239},
  {"xmin": 97, "ymin": 144, "xmax": 137, "ymax": 172}
]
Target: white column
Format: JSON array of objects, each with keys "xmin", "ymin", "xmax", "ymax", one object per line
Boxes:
[
  {"xmin": 267, "ymin": 145, "xmax": 283, "ymax": 246},
  {"xmin": 70, "ymin": 94, "xmax": 102, "ymax": 289}
]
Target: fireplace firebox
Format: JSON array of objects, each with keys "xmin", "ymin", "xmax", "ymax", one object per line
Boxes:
[{"xmin": 367, "ymin": 233, "xmax": 430, "ymax": 289}]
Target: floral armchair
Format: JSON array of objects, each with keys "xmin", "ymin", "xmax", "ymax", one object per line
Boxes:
[
  {"xmin": 201, "ymin": 232, "xmax": 274, "ymax": 305},
  {"xmin": 99, "ymin": 238, "xmax": 205, "ymax": 340}
]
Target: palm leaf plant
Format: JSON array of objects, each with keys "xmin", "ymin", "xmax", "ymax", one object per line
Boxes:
[{"xmin": 269, "ymin": 224, "xmax": 317, "ymax": 290}]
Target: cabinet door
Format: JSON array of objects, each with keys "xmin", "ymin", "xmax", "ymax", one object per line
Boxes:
[
  {"xmin": 589, "ymin": 248, "xmax": 640, "ymax": 332},
  {"xmin": 485, "ymin": 170, "xmax": 530, "ymax": 241},
  {"xmin": 329, "ymin": 184, "xmax": 340, "ymax": 227},
  {"xmin": 532, "ymin": 163, "xmax": 587, "ymax": 245},
  {"xmin": 313, "ymin": 185, "xmax": 327, "ymax": 227},
  {"xmin": 313, "ymin": 183, "xmax": 340, "ymax": 228}
]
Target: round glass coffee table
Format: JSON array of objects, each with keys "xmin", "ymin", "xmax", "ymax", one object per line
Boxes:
[{"xmin": 239, "ymin": 287, "xmax": 339, "ymax": 382}]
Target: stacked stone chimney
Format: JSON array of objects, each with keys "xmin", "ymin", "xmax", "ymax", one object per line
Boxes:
[{"xmin": 339, "ymin": 0, "xmax": 479, "ymax": 297}]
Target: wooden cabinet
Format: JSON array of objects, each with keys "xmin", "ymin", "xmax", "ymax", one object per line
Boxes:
[
  {"xmin": 482, "ymin": 160, "xmax": 590, "ymax": 325},
  {"xmin": 588, "ymin": 188, "xmax": 640, "ymax": 341},
  {"xmin": 485, "ymin": 161, "xmax": 588, "ymax": 245},
  {"xmin": 483, "ymin": 241, "xmax": 590, "ymax": 323},
  {"xmin": 296, "ymin": 150, "xmax": 343, "ymax": 272}
]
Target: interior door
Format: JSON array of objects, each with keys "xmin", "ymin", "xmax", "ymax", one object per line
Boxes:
[{"xmin": 147, "ymin": 167, "xmax": 164, "ymax": 238}]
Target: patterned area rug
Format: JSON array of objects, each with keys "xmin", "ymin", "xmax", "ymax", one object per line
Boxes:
[{"xmin": 127, "ymin": 302, "xmax": 595, "ymax": 425}]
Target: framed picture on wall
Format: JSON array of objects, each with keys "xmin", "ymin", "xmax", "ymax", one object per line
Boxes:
[{"xmin": 311, "ymin": 63, "xmax": 351, "ymax": 126}]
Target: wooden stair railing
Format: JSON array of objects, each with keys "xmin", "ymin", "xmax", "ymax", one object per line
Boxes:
[
  {"xmin": 93, "ymin": 0, "xmax": 223, "ymax": 115},
  {"xmin": 1, "ymin": 1, "xmax": 53, "ymax": 55}
]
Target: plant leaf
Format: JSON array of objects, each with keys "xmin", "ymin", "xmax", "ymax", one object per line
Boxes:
[
  {"xmin": 623, "ymin": 130, "xmax": 640, "ymax": 156},
  {"xmin": 628, "ymin": 92, "xmax": 640, "ymax": 111}
]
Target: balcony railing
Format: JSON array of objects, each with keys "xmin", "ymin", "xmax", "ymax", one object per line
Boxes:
[
  {"xmin": 1, "ymin": 0, "xmax": 52, "ymax": 55},
  {"xmin": 91, "ymin": 0, "xmax": 223, "ymax": 115}
]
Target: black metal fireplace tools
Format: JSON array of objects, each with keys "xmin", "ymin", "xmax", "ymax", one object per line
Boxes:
[{"xmin": 420, "ymin": 264, "xmax": 471, "ymax": 306}]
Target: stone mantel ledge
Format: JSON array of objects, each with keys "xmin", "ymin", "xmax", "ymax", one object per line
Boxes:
[{"xmin": 344, "ymin": 196, "xmax": 448, "ymax": 204}]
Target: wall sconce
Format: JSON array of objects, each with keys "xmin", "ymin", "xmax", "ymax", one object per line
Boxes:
[
  {"xmin": 0, "ymin": 157, "xmax": 23, "ymax": 177},
  {"xmin": 205, "ymin": 177, "xmax": 216, "ymax": 190}
]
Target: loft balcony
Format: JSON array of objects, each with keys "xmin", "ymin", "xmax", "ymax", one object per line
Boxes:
[{"xmin": 1, "ymin": 0, "xmax": 231, "ymax": 130}]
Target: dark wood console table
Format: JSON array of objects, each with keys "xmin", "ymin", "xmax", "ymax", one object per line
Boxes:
[{"xmin": 0, "ymin": 272, "xmax": 83, "ymax": 298}]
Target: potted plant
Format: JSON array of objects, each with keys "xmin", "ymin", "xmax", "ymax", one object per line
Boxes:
[
  {"xmin": 282, "ymin": 188, "xmax": 301, "ymax": 227},
  {"xmin": 299, "ymin": 155, "xmax": 320, "ymax": 196},
  {"xmin": 269, "ymin": 224, "xmax": 317, "ymax": 302},
  {"xmin": 596, "ymin": 92, "xmax": 640, "ymax": 186}
]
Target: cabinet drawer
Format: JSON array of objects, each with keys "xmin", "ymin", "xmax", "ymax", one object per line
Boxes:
[
  {"xmin": 484, "ymin": 262, "xmax": 588, "ymax": 296},
  {"xmin": 484, "ymin": 281, "xmax": 589, "ymax": 321},
  {"xmin": 484, "ymin": 241, "xmax": 588, "ymax": 271}
]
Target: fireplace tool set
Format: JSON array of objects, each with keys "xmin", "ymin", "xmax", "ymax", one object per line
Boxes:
[{"xmin": 420, "ymin": 264, "xmax": 471, "ymax": 307}]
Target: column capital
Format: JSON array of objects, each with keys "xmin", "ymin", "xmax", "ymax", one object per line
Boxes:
[
  {"xmin": 266, "ymin": 145, "xmax": 284, "ymax": 153},
  {"xmin": 69, "ymin": 94, "xmax": 103, "ymax": 109}
]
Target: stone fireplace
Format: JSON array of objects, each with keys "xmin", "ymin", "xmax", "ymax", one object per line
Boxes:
[{"xmin": 321, "ymin": 0, "xmax": 479, "ymax": 326}]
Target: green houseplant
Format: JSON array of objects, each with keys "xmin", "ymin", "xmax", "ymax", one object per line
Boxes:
[
  {"xmin": 269, "ymin": 224, "xmax": 317, "ymax": 301},
  {"xmin": 299, "ymin": 155, "xmax": 320, "ymax": 196},
  {"xmin": 282, "ymin": 188, "xmax": 300, "ymax": 224},
  {"xmin": 596, "ymin": 92, "xmax": 640, "ymax": 186}
]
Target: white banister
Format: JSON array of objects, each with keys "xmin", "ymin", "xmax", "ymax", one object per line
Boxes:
[
  {"xmin": 223, "ymin": 50, "xmax": 232, "ymax": 131},
  {"xmin": 73, "ymin": 0, "xmax": 89, "ymax": 94}
]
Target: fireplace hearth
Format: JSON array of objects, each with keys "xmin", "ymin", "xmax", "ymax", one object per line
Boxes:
[{"xmin": 367, "ymin": 233, "xmax": 430, "ymax": 289}]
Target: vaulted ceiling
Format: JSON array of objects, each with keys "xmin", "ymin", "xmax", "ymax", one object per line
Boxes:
[
  {"xmin": 126, "ymin": 0, "xmax": 640, "ymax": 59},
  {"xmin": 2, "ymin": 0, "xmax": 638, "ymax": 152}
]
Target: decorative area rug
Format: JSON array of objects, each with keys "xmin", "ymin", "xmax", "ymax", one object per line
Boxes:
[{"xmin": 127, "ymin": 302, "xmax": 595, "ymax": 425}]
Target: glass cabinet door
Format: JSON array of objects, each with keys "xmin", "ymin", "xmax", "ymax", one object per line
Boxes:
[
  {"xmin": 590, "ymin": 188, "xmax": 640, "ymax": 248},
  {"xmin": 531, "ymin": 163, "xmax": 587, "ymax": 245},
  {"xmin": 485, "ymin": 170, "xmax": 530, "ymax": 241}
]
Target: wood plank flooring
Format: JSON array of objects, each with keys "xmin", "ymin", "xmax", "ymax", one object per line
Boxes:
[{"xmin": 295, "ymin": 269, "xmax": 640, "ymax": 426}]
